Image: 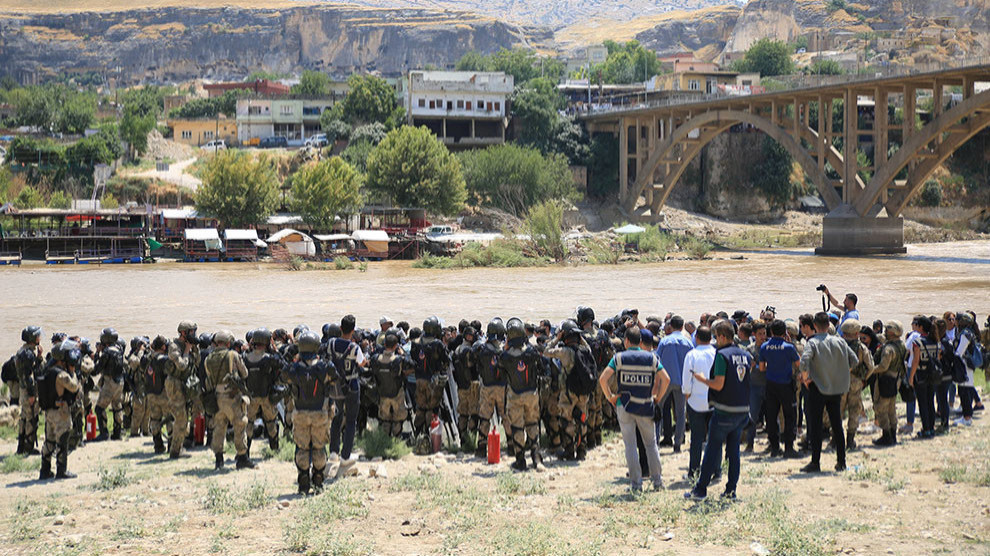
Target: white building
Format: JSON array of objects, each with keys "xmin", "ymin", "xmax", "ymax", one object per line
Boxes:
[{"xmin": 405, "ymin": 71, "xmax": 514, "ymax": 149}]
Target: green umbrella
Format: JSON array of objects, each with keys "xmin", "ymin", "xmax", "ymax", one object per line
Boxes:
[{"xmin": 146, "ymin": 238, "xmax": 163, "ymax": 250}]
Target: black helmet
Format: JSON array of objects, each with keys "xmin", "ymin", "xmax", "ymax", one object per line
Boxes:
[
  {"xmin": 297, "ymin": 331, "xmax": 321, "ymax": 354},
  {"xmin": 321, "ymin": 323, "xmax": 332, "ymax": 340},
  {"xmin": 100, "ymin": 328, "xmax": 118, "ymax": 346},
  {"xmin": 151, "ymin": 335, "xmax": 168, "ymax": 351},
  {"xmin": 273, "ymin": 328, "xmax": 289, "ymax": 343},
  {"xmin": 198, "ymin": 333, "xmax": 213, "ymax": 349},
  {"xmin": 50, "ymin": 341, "xmax": 67, "ymax": 362},
  {"xmin": 130, "ymin": 336, "xmax": 147, "ymax": 353},
  {"xmin": 293, "ymin": 324, "xmax": 310, "ymax": 340},
  {"xmin": 245, "ymin": 330, "xmax": 254, "ymax": 343},
  {"xmin": 576, "ymin": 306, "xmax": 595, "ymax": 327},
  {"xmin": 487, "ymin": 318, "xmax": 505, "ymax": 338},
  {"xmin": 177, "ymin": 321, "xmax": 197, "ymax": 334},
  {"xmin": 505, "ymin": 318, "xmax": 526, "ymax": 342},
  {"xmin": 408, "ymin": 327, "xmax": 422, "ymax": 341},
  {"xmin": 561, "ymin": 319, "xmax": 581, "ymax": 338},
  {"xmin": 463, "ymin": 326, "xmax": 477, "ymax": 340},
  {"xmin": 21, "ymin": 325, "xmax": 43, "ymax": 344},
  {"xmin": 423, "ymin": 316, "xmax": 442, "ymax": 338},
  {"xmin": 65, "ymin": 345, "xmax": 82, "ymax": 368},
  {"xmin": 326, "ymin": 323, "xmax": 342, "ymax": 339},
  {"xmin": 78, "ymin": 338, "xmax": 93, "ymax": 356},
  {"xmin": 252, "ymin": 328, "xmax": 272, "ymax": 347},
  {"xmin": 51, "ymin": 332, "xmax": 67, "ymax": 345}
]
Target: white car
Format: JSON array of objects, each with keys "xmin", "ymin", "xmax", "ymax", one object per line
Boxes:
[
  {"xmin": 305, "ymin": 134, "xmax": 328, "ymax": 148},
  {"xmin": 203, "ymin": 140, "xmax": 226, "ymax": 150}
]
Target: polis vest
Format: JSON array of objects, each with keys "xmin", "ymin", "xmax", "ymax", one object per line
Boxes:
[{"xmin": 709, "ymin": 345, "xmax": 752, "ymax": 414}]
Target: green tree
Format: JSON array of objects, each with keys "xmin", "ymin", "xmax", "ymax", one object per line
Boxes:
[
  {"xmin": 455, "ymin": 51, "xmax": 489, "ymax": 72},
  {"xmin": 805, "ymin": 58, "xmax": 843, "ymax": 76},
  {"xmin": 101, "ymin": 192, "xmax": 119, "ymax": 209},
  {"xmin": 168, "ymin": 91, "xmax": 239, "ymax": 119},
  {"xmin": 246, "ymin": 70, "xmax": 285, "ymax": 81},
  {"xmin": 549, "ymin": 116, "xmax": 590, "ymax": 165},
  {"xmin": 752, "ymin": 137, "xmax": 794, "ymax": 207},
  {"xmin": 48, "ymin": 190, "xmax": 72, "ymax": 209},
  {"xmin": 593, "ymin": 41, "xmax": 661, "ymax": 84},
  {"xmin": 196, "ymin": 150, "xmax": 280, "ymax": 227},
  {"xmin": 454, "ymin": 49, "xmax": 559, "ymax": 84},
  {"xmin": 119, "ymin": 86, "xmax": 168, "ymax": 156},
  {"xmin": 332, "ymin": 75, "xmax": 404, "ymax": 128},
  {"xmin": 290, "ymin": 157, "xmax": 363, "ymax": 229},
  {"xmin": 350, "ymin": 123, "xmax": 387, "ymax": 146},
  {"xmin": 458, "ymin": 144, "xmax": 577, "ymax": 216},
  {"xmin": 56, "ymin": 92, "xmax": 96, "ymax": 134},
  {"xmin": 366, "ymin": 126, "xmax": 466, "ymax": 216},
  {"xmin": 339, "ymin": 140, "xmax": 375, "ymax": 174},
  {"xmin": 292, "ymin": 70, "xmax": 331, "ymax": 97},
  {"xmin": 525, "ymin": 199, "xmax": 567, "ymax": 261},
  {"xmin": 15, "ymin": 185, "xmax": 43, "ymax": 209},
  {"xmin": 735, "ymin": 38, "xmax": 795, "ymax": 77},
  {"xmin": 588, "ymin": 134, "xmax": 619, "ymax": 197},
  {"xmin": 321, "ymin": 118, "xmax": 352, "ymax": 142},
  {"xmin": 511, "ymin": 78, "xmax": 566, "ymax": 153}
]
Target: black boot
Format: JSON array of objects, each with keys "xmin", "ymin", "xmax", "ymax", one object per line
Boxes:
[
  {"xmin": 55, "ymin": 459, "xmax": 76, "ymax": 480},
  {"xmin": 531, "ymin": 449, "xmax": 545, "ymax": 471},
  {"xmin": 873, "ymin": 429, "xmax": 892, "ymax": 447},
  {"xmin": 110, "ymin": 422, "xmax": 122, "ymax": 441},
  {"xmin": 511, "ymin": 452, "xmax": 527, "ymax": 471},
  {"xmin": 312, "ymin": 467, "xmax": 325, "ymax": 494},
  {"xmin": 153, "ymin": 434, "xmax": 166, "ymax": 454},
  {"xmin": 15, "ymin": 434, "xmax": 25, "ymax": 456},
  {"xmin": 475, "ymin": 436, "xmax": 488, "ymax": 459},
  {"xmin": 39, "ymin": 458, "xmax": 54, "ymax": 480},
  {"xmin": 235, "ymin": 454, "xmax": 256, "ymax": 470},
  {"xmin": 95, "ymin": 408, "xmax": 109, "ymax": 441},
  {"xmin": 215, "ymin": 453, "xmax": 224, "ymax": 470},
  {"xmin": 297, "ymin": 470, "xmax": 311, "ymax": 495},
  {"xmin": 846, "ymin": 432, "xmax": 857, "ymax": 452},
  {"xmin": 889, "ymin": 428, "xmax": 897, "ymax": 446},
  {"xmin": 269, "ymin": 435, "xmax": 279, "ymax": 452}
]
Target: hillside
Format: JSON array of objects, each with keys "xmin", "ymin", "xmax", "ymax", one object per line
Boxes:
[{"xmin": 556, "ymin": 5, "xmax": 742, "ymax": 53}]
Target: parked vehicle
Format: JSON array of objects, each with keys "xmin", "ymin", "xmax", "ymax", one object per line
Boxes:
[
  {"xmin": 304, "ymin": 134, "xmax": 328, "ymax": 148},
  {"xmin": 258, "ymin": 136, "xmax": 288, "ymax": 149},
  {"xmin": 202, "ymin": 139, "xmax": 226, "ymax": 150},
  {"xmin": 425, "ymin": 225, "xmax": 454, "ymax": 237}
]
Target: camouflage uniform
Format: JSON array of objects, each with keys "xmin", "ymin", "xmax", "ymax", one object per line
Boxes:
[
  {"xmin": 164, "ymin": 337, "xmax": 200, "ymax": 457},
  {"xmin": 841, "ymin": 339, "xmax": 874, "ymax": 448},
  {"xmin": 95, "ymin": 344, "xmax": 127, "ymax": 439},
  {"xmin": 205, "ymin": 347, "xmax": 250, "ymax": 461},
  {"xmin": 545, "ymin": 336, "xmax": 593, "ymax": 458},
  {"xmin": 873, "ymin": 340, "xmax": 907, "ymax": 431},
  {"xmin": 41, "ymin": 364, "xmax": 80, "ymax": 478},
  {"xmin": 127, "ymin": 348, "xmax": 150, "ymax": 436},
  {"xmin": 15, "ymin": 342, "xmax": 42, "ymax": 454}
]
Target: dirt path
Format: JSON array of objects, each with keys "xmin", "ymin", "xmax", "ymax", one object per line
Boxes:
[
  {"xmin": 129, "ymin": 157, "xmax": 202, "ymax": 191},
  {"xmin": 1, "ymin": 392, "xmax": 987, "ymax": 555}
]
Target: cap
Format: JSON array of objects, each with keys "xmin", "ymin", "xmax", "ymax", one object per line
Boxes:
[{"xmin": 640, "ymin": 329, "xmax": 654, "ymax": 345}]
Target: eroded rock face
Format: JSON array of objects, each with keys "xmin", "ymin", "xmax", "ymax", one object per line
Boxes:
[
  {"xmin": 0, "ymin": 5, "xmax": 541, "ymax": 84},
  {"xmin": 634, "ymin": 6, "xmax": 741, "ymax": 55}
]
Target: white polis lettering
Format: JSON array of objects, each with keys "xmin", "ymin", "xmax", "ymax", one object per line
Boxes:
[{"xmin": 620, "ymin": 371, "xmax": 653, "ymax": 386}]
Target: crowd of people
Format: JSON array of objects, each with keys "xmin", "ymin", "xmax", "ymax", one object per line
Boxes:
[{"xmin": 4, "ymin": 287, "xmax": 988, "ymax": 499}]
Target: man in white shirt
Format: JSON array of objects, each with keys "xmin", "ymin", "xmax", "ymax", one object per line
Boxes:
[{"xmin": 682, "ymin": 326, "xmax": 716, "ymax": 479}]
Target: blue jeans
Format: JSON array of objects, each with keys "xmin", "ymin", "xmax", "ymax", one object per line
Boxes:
[
  {"xmin": 905, "ymin": 399, "xmax": 915, "ymax": 425},
  {"xmin": 745, "ymin": 383, "xmax": 766, "ymax": 442},
  {"xmin": 693, "ymin": 411, "xmax": 748, "ymax": 496},
  {"xmin": 686, "ymin": 407, "xmax": 712, "ymax": 476}
]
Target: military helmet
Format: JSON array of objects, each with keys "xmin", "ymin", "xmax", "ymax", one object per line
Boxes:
[
  {"xmin": 293, "ymin": 324, "xmax": 310, "ymax": 340},
  {"xmin": 100, "ymin": 328, "xmax": 118, "ymax": 346},
  {"xmin": 561, "ymin": 319, "xmax": 582, "ymax": 338},
  {"xmin": 423, "ymin": 316, "xmax": 442, "ymax": 338},
  {"xmin": 198, "ymin": 333, "xmax": 213, "ymax": 349},
  {"xmin": 505, "ymin": 318, "xmax": 526, "ymax": 342},
  {"xmin": 151, "ymin": 335, "xmax": 168, "ymax": 351},
  {"xmin": 245, "ymin": 330, "xmax": 254, "ymax": 343},
  {"xmin": 297, "ymin": 331, "xmax": 321, "ymax": 354},
  {"xmin": 64, "ymin": 344, "xmax": 82, "ymax": 368},
  {"xmin": 78, "ymin": 338, "xmax": 93, "ymax": 356},
  {"xmin": 177, "ymin": 321, "xmax": 197, "ymax": 333},
  {"xmin": 251, "ymin": 328, "xmax": 272, "ymax": 346},
  {"xmin": 129, "ymin": 336, "xmax": 147, "ymax": 353},
  {"xmin": 273, "ymin": 328, "xmax": 289, "ymax": 343},
  {"xmin": 214, "ymin": 329, "xmax": 235, "ymax": 346},
  {"xmin": 50, "ymin": 341, "xmax": 66, "ymax": 362},
  {"xmin": 956, "ymin": 311, "xmax": 974, "ymax": 327},
  {"xmin": 321, "ymin": 323, "xmax": 333, "ymax": 339},
  {"xmin": 21, "ymin": 325, "xmax": 43, "ymax": 344},
  {"xmin": 326, "ymin": 323, "xmax": 342, "ymax": 339},
  {"xmin": 576, "ymin": 306, "xmax": 595, "ymax": 327},
  {"xmin": 487, "ymin": 318, "xmax": 506, "ymax": 338},
  {"xmin": 51, "ymin": 332, "xmax": 67, "ymax": 345},
  {"xmin": 463, "ymin": 326, "xmax": 477, "ymax": 340}
]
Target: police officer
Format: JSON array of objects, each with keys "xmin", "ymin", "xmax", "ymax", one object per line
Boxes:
[
  {"xmin": 577, "ymin": 306, "xmax": 613, "ymax": 449},
  {"xmin": 243, "ymin": 328, "xmax": 283, "ymax": 457},
  {"xmin": 410, "ymin": 316, "xmax": 451, "ymax": 451},
  {"xmin": 39, "ymin": 340, "xmax": 82, "ymax": 480},
  {"xmin": 286, "ymin": 331, "xmax": 334, "ymax": 494},
  {"xmin": 452, "ymin": 326, "xmax": 480, "ymax": 446},
  {"xmin": 545, "ymin": 319, "xmax": 595, "ymax": 461},
  {"xmin": 840, "ymin": 319, "xmax": 873, "ymax": 451},
  {"xmin": 144, "ymin": 336, "xmax": 171, "ymax": 454},
  {"xmin": 70, "ymin": 338, "xmax": 96, "ymax": 450},
  {"xmin": 368, "ymin": 333, "xmax": 415, "ymax": 438},
  {"xmin": 500, "ymin": 318, "xmax": 547, "ymax": 471},
  {"xmin": 204, "ymin": 330, "xmax": 255, "ymax": 470},
  {"xmin": 872, "ymin": 321, "xmax": 906, "ymax": 447},
  {"xmin": 475, "ymin": 318, "xmax": 506, "ymax": 459},
  {"xmin": 15, "ymin": 325, "xmax": 43, "ymax": 456},
  {"xmin": 94, "ymin": 328, "xmax": 126, "ymax": 441},
  {"xmin": 165, "ymin": 321, "xmax": 201, "ymax": 459},
  {"xmin": 325, "ymin": 315, "xmax": 366, "ymax": 479},
  {"xmin": 127, "ymin": 336, "xmax": 151, "ymax": 437}
]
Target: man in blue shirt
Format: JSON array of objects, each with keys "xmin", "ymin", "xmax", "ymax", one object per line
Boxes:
[
  {"xmin": 656, "ymin": 316, "xmax": 693, "ymax": 452},
  {"xmin": 759, "ymin": 320, "xmax": 801, "ymax": 458},
  {"xmin": 824, "ymin": 287, "xmax": 860, "ymax": 324}
]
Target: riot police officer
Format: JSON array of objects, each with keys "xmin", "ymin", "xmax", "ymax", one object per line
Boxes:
[
  {"xmin": 452, "ymin": 326, "xmax": 480, "ymax": 446},
  {"xmin": 368, "ymin": 333, "xmax": 415, "ymax": 438},
  {"xmin": 500, "ymin": 318, "xmax": 547, "ymax": 471},
  {"xmin": 94, "ymin": 328, "xmax": 126, "ymax": 441},
  {"xmin": 475, "ymin": 318, "xmax": 506, "ymax": 459},
  {"xmin": 15, "ymin": 325, "xmax": 43, "ymax": 456},
  {"xmin": 243, "ymin": 328, "xmax": 284, "ymax": 458},
  {"xmin": 39, "ymin": 340, "xmax": 81, "ymax": 480},
  {"xmin": 410, "ymin": 316, "xmax": 451, "ymax": 451},
  {"xmin": 286, "ymin": 331, "xmax": 334, "ymax": 494},
  {"xmin": 165, "ymin": 321, "xmax": 201, "ymax": 459}
]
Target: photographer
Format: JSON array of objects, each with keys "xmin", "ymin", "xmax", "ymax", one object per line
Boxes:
[{"xmin": 819, "ymin": 286, "xmax": 860, "ymax": 325}]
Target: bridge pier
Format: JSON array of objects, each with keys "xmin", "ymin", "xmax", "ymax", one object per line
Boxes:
[{"xmin": 815, "ymin": 211, "xmax": 906, "ymax": 256}]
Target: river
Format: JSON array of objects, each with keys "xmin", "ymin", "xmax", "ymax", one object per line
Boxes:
[{"xmin": 1, "ymin": 240, "xmax": 988, "ymax": 356}]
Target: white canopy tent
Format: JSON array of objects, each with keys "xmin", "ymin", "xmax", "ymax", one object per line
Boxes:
[
  {"xmin": 183, "ymin": 228, "xmax": 222, "ymax": 251},
  {"xmin": 267, "ymin": 228, "xmax": 316, "ymax": 257}
]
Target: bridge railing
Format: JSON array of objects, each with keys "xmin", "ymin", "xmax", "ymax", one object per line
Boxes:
[{"xmin": 579, "ymin": 57, "xmax": 990, "ymax": 117}]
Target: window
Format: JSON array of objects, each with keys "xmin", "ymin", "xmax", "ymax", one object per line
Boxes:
[
  {"xmin": 494, "ymin": 102, "xmax": 501, "ymax": 112},
  {"xmin": 437, "ymin": 99, "xmax": 443, "ymax": 108},
  {"xmin": 456, "ymin": 100, "xmax": 464, "ymax": 109},
  {"xmin": 280, "ymin": 105, "xmax": 293, "ymax": 115},
  {"xmin": 418, "ymin": 98, "xmax": 426, "ymax": 108},
  {"xmin": 478, "ymin": 99, "xmax": 485, "ymax": 111},
  {"xmin": 181, "ymin": 130, "xmax": 192, "ymax": 139},
  {"xmin": 446, "ymin": 101, "xmax": 453, "ymax": 111},
  {"xmin": 248, "ymin": 105, "xmax": 262, "ymax": 115},
  {"xmin": 205, "ymin": 131, "xmax": 214, "ymax": 139},
  {"xmin": 466, "ymin": 101, "xmax": 472, "ymax": 110},
  {"xmin": 688, "ymin": 79, "xmax": 700, "ymax": 91},
  {"xmin": 429, "ymin": 100, "xmax": 435, "ymax": 109}
]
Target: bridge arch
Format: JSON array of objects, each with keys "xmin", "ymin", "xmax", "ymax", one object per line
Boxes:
[{"xmin": 626, "ymin": 109, "xmax": 841, "ymax": 214}]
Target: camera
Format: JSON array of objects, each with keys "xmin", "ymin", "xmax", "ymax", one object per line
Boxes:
[{"xmin": 816, "ymin": 284, "xmax": 827, "ymax": 292}]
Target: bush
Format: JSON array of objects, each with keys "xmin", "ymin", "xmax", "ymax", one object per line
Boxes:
[
  {"xmin": 525, "ymin": 200, "xmax": 567, "ymax": 261},
  {"xmin": 356, "ymin": 427, "xmax": 412, "ymax": 460},
  {"xmin": 95, "ymin": 464, "xmax": 130, "ymax": 490},
  {"xmin": 682, "ymin": 236, "xmax": 713, "ymax": 260},
  {"xmin": 583, "ymin": 237, "xmax": 621, "ymax": 265},
  {"xmin": 333, "ymin": 256, "xmax": 354, "ymax": 270},
  {"xmin": 919, "ymin": 180, "xmax": 943, "ymax": 207},
  {"xmin": 626, "ymin": 225, "xmax": 674, "ymax": 257}
]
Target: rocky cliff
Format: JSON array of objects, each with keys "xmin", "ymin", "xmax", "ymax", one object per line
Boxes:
[{"xmin": 0, "ymin": 5, "xmax": 546, "ymax": 83}]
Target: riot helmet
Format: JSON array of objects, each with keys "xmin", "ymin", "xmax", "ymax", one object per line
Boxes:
[
  {"xmin": 423, "ymin": 316, "xmax": 442, "ymax": 338},
  {"xmin": 505, "ymin": 318, "xmax": 526, "ymax": 342},
  {"xmin": 100, "ymin": 328, "xmax": 118, "ymax": 346},
  {"xmin": 21, "ymin": 325, "xmax": 42, "ymax": 344},
  {"xmin": 297, "ymin": 331, "xmax": 321, "ymax": 354},
  {"xmin": 486, "ymin": 318, "xmax": 506, "ymax": 339}
]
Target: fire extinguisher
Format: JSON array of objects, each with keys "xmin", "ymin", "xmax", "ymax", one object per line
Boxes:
[
  {"xmin": 86, "ymin": 413, "xmax": 97, "ymax": 441},
  {"xmin": 193, "ymin": 413, "xmax": 206, "ymax": 446},
  {"xmin": 429, "ymin": 414, "xmax": 442, "ymax": 454},
  {"xmin": 487, "ymin": 416, "xmax": 501, "ymax": 465}
]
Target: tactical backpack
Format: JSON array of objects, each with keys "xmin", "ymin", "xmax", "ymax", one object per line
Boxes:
[
  {"xmin": 1, "ymin": 356, "xmax": 15, "ymax": 384},
  {"xmin": 36, "ymin": 366, "xmax": 59, "ymax": 411},
  {"xmin": 566, "ymin": 345, "xmax": 599, "ymax": 396}
]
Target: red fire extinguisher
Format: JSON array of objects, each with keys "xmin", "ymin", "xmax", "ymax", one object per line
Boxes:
[
  {"xmin": 85, "ymin": 413, "xmax": 97, "ymax": 441},
  {"xmin": 487, "ymin": 417, "xmax": 501, "ymax": 464},
  {"xmin": 193, "ymin": 413, "xmax": 206, "ymax": 446},
  {"xmin": 429, "ymin": 414, "xmax": 442, "ymax": 454}
]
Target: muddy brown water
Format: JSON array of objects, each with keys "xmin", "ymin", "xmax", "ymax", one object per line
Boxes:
[{"xmin": 1, "ymin": 240, "xmax": 988, "ymax": 357}]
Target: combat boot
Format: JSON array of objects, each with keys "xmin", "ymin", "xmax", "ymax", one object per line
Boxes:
[
  {"xmin": 889, "ymin": 428, "xmax": 897, "ymax": 446},
  {"xmin": 94, "ymin": 408, "xmax": 109, "ymax": 441},
  {"xmin": 110, "ymin": 425, "xmax": 122, "ymax": 441},
  {"xmin": 846, "ymin": 432, "xmax": 857, "ymax": 452},
  {"xmin": 531, "ymin": 449, "xmax": 546, "ymax": 472},
  {"xmin": 15, "ymin": 434, "xmax": 25, "ymax": 456},
  {"xmin": 311, "ymin": 468, "xmax": 325, "ymax": 494},
  {"xmin": 269, "ymin": 435, "xmax": 279, "ymax": 452},
  {"xmin": 153, "ymin": 434, "xmax": 166, "ymax": 454},
  {"xmin": 235, "ymin": 454, "xmax": 256, "ymax": 470},
  {"xmin": 474, "ymin": 440, "xmax": 487, "ymax": 459},
  {"xmin": 55, "ymin": 461, "xmax": 76, "ymax": 480},
  {"xmin": 297, "ymin": 471, "xmax": 311, "ymax": 495},
  {"xmin": 872, "ymin": 429, "xmax": 892, "ymax": 447},
  {"xmin": 511, "ymin": 452, "xmax": 527, "ymax": 471},
  {"xmin": 39, "ymin": 458, "xmax": 54, "ymax": 481},
  {"xmin": 215, "ymin": 453, "xmax": 224, "ymax": 470},
  {"xmin": 576, "ymin": 445, "xmax": 587, "ymax": 461}
]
